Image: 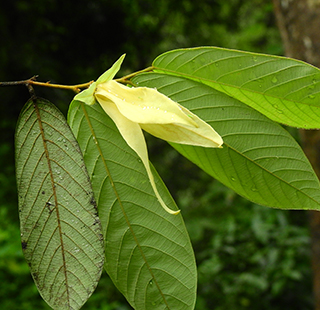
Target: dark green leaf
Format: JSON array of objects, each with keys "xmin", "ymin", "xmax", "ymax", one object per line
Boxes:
[
  {"xmin": 132, "ymin": 73, "xmax": 320, "ymax": 211},
  {"xmin": 15, "ymin": 98, "xmax": 104, "ymax": 310}
]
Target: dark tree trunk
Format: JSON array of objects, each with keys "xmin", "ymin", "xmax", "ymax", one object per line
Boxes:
[{"xmin": 273, "ymin": 1, "xmax": 320, "ymax": 309}]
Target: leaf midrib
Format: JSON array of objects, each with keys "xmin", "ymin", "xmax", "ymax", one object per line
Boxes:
[{"xmin": 34, "ymin": 101, "xmax": 70, "ymax": 302}]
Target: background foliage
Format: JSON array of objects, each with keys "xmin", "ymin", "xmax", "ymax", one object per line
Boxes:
[{"xmin": 0, "ymin": 0, "xmax": 313, "ymax": 309}]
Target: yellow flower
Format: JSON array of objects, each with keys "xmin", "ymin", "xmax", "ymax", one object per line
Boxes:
[
  {"xmin": 94, "ymin": 80, "xmax": 223, "ymax": 214},
  {"xmin": 74, "ymin": 54, "xmax": 223, "ymax": 214}
]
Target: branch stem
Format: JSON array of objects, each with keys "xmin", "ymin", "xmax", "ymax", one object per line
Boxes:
[
  {"xmin": 0, "ymin": 76, "xmax": 94, "ymax": 93},
  {"xmin": 0, "ymin": 66, "xmax": 155, "ymax": 92},
  {"xmin": 30, "ymin": 80, "xmax": 94, "ymax": 92},
  {"xmin": 116, "ymin": 66, "xmax": 154, "ymax": 84}
]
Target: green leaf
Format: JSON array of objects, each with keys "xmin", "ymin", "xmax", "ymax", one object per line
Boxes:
[
  {"xmin": 68, "ymin": 100, "xmax": 197, "ymax": 310},
  {"xmin": 153, "ymin": 47, "xmax": 320, "ymax": 129},
  {"xmin": 15, "ymin": 98, "xmax": 105, "ymax": 310},
  {"xmin": 132, "ymin": 73, "xmax": 320, "ymax": 211}
]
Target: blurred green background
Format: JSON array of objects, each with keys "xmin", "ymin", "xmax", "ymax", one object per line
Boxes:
[{"xmin": 0, "ymin": 0, "xmax": 313, "ymax": 309}]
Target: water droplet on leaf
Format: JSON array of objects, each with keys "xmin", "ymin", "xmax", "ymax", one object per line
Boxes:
[{"xmin": 271, "ymin": 76, "xmax": 278, "ymax": 84}]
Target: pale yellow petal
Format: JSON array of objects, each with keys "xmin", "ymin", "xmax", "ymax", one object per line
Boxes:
[
  {"xmin": 141, "ymin": 104, "xmax": 223, "ymax": 148},
  {"xmin": 97, "ymin": 97, "xmax": 180, "ymax": 215},
  {"xmin": 96, "ymin": 80, "xmax": 198, "ymax": 127}
]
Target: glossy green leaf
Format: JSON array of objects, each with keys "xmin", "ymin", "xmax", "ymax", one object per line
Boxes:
[
  {"xmin": 132, "ymin": 73, "xmax": 320, "ymax": 211},
  {"xmin": 153, "ymin": 47, "xmax": 320, "ymax": 129},
  {"xmin": 68, "ymin": 100, "xmax": 197, "ymax": 310},
  {"xmin": 15, "ymin": 98, "xmax": 104, "ymax": 310}
]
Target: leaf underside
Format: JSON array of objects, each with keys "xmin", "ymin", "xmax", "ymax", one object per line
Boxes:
[
  {"xmin": 68, "ymin": 100, "xmax": 197, "ymax": 310},
  {"xmin": 15, "ymin": 98, "xmax": 105, "ymax": 310},
  {"xmin": 153, "ymin": 47, "xmax": 320, "ymax": 129},
  {"xmin": 132, "ymin": 73, "xmax": 320, "ymax": 211}
]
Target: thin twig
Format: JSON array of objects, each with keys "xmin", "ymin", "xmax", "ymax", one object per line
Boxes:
[
  {"xmin": 0, "ymin": 76, "xmax": 94, "ymax": 93},
  {"xmin": 0, "ymin": 66, "xmax": 155, "ymax": 93},
  {"xmin": 0, "ymin": 76, "xmax": 37, "ymax": 87},
  {"xmin": 116, "ymin": 66, "xmax": 154, "ymax": 84}
]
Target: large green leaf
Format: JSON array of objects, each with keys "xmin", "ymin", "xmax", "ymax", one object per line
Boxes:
[
  {"xmin": 68, "ymin": 100, "xmax": 197, "ymax": 310},
  {"xmin": 15, "ymin": 98, "xmax": 104, "ymax": 310},
  {"xmin": 153, "ymin": 47, "xmax": 320, "ymax": 129},
  {"xmin": 132, "ymin": 73, "xmax": 320, "ymax": 211}
]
